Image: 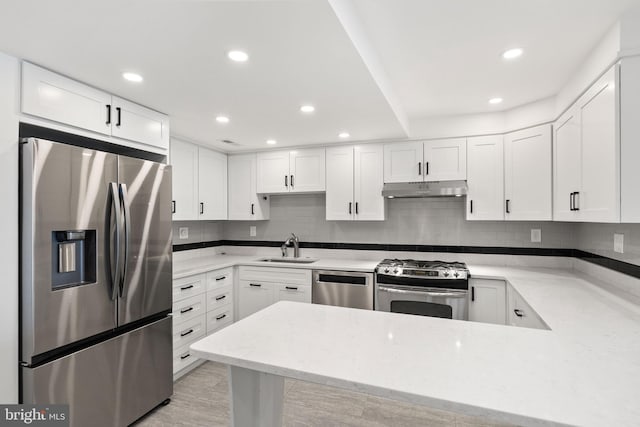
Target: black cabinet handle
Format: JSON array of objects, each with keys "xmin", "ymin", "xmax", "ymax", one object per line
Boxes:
[
  {"xmin": 285, "ymin": 286, "xmax": 298, "ymax": 291},
  {"xmin": 171, "ymin": 201, "xmax": 176, "ymax": 214},
  {"xmin": 349, "ymin": 202, "xmax": 352, "ymax": 214},
  {"xmin": 355, "ymin": 202, "xmax": 359, "ymax": 215},
  {"xmin": 471, "ymin": 286, "xmax": 475, "ymax": 301},
  {"xmin": 180, "ymin": 328, "xmax": 194, "ymax": 337},
  {"xmin": 425, "ymin": 162, "xmax": 429, "ymax": 175},
  {"xmin": 285, "ymin": 175, "xmax": 288, "ymax": 187},
  {"xmin": 180, "ymin": 353, "xmax": 191, "ymax": 360},
  {"xmin": 180, "ymin": 284, "xmax": 194, "ymax": 291},
  {"xmin": 418, "ymin": 162, "xmax": 422, "ymax": 175},
  {"xmin": 116, "ymin": 107, "xmax": 121, "ymax": 127},
  {"xmin": 200, "ymin": 202, "xmax": 204, "ymax": 214},
  {"xmin": 514, "ymin": 309, "xmax": 524, "ymax": 318},
  {"xmin": 249, "ymin": 283, "xmax": 261, "ymax": 287},
  {"xmin": 215, "ymin": 276, "xmax": 226, "ymax": 281},
  {"xmin": 216, "ymin": 314, "xmax": 227, "ymax": 321},
  {"xmin": 505, "ymin": 199, "xmax": 510, "ymax": 214},
  {"xmin": 215, "ymin": 295, "xmax": 226, "ymax": 301},
  {"xmin": 106, "ymin": 104, "xmax": 111, "ymax": 125},
  {"xmin": 251, "ymin": 203, "xmax": 255, "ymax": 215},
  {"xmin": 470, "ymin": 200, "xmax": 473, "ymax": 214},
  {"xmin": 570, "ymin": 192, "xmax": 574, "ymax": 211},
  {"xmin": 180, "ymin": 306, "xmax": 194, "ymax": 314},
  {"xmin": 290, "ymin": 175, "xmax": 294, "ymax": 188}
]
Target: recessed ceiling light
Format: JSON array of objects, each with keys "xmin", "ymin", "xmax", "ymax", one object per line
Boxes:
[
  {"xmin": 266, "ymin": 139, "xmax": 277, "ymax": 145},
  {"xmin": 122, "ymin": 72, "xmax": 143, "ymax": 83},
  {"xmin": 216, "ymin": 116, "xmax": 230, "ymax": 124},
  {"xmin": 300, "ymin": 105, "xmax": 315, "ymax": 113},
  {"xmin": 227, "ymin": 50, "xmax": 249, "ymax": 62},
  {"xmin": 338, "ymin": 132, "xmax": 350, "ymax": 138},
  {"xmin": 489, "ymin": 97, "xmax": 503, "ymax": 105},
  {"xmin": 502, "ymin": 48, "xmax": 523, "ymax": 60}
]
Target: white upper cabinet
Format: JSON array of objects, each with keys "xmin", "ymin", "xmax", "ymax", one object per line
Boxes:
[
  {"xmin": 21, "ymin": 62, "xmax": 169, "ymax": 154},
  {"xmin": 384, "ymin": 139, "xmax": 466, "ymax": 183},
  {"xmin": 553, "ymin": 66, "xmax": 619, "ymax": 223},
  {"xmin": 423, "ymin": 138, "xmax": 467, "ymax": 181},
  {"xmin": 198, "ymin": 148, "xmax": 228, "ymax": 220},
  {"xmin": 22, "ymin": 62, "xmax": 112, "ymax": 136},
  {"xmin": 290, "ymin": 148, "xmax": 326, "ymax": 192},
  {"xmin": 111, "ymin": 96, "xmax": 170, "ymax": 152},
  {"xmin": 170, "ymin": 139, "xmax": 199, "ymax": 221},
  {"xmin": 383, "ymin": 142, "xmax": 423, "ymax": 183},
  {"xmin": 504, "ymin": 125, "xmax": 552, "ymax": 221},
  {"xmin": 228, "ymin": 154, "xmax": 270, "ymax": 220},
  {"xmin": 170, "ymin": 140, "xmax": 228, "ymax": 221},
  {"xmin": 257, "ymin": 148, "xmax": 325, "ymax": 194},
  {"xmin": 326, "ymin": 144, "xmax": 385, "ymax": 221},
  {"xmin": 466, "ymin": 135, "xmax": 504, "ymax": 220}
]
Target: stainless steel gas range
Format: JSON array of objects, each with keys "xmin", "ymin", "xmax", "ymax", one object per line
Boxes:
[{"xmin": 375, "ymin": 259, "xmax": 470, "ymax": 320}]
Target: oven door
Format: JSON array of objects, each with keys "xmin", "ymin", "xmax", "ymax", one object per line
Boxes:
[{"xmin": 376, "ymin": 284, "xmax": 468, "ymax": 320}]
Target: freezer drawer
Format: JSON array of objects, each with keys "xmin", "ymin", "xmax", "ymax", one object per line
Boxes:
[{"xmin": 22, "ymin": 317, "xmax": 172, "ymax": 427}]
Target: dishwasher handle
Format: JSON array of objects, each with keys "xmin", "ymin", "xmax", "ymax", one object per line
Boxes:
[{"xmin": 313, "ymin": 271, "xmax": 372, "ymax": 286}]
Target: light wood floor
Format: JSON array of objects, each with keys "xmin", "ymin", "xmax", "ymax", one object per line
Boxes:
[{"xmin": 134, "ymin": 362, "xmax": 513, "ymax": 427}]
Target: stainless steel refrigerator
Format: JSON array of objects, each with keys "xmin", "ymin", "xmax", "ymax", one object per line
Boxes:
[{"xmin": 20, "ymin": 137, "xmax": 173, "ymax": 426}]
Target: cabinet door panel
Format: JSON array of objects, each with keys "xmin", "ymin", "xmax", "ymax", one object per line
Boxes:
[
  {"xmin": 22, "ymin": 62, "xmax": 112, "ymax": 136},
  {"xmin": 111, "ymin": 96, "xmax": 169, "ymax": 151},
  {"xmin": 238, "ymin": 281, "xmax": 274, "ymax": 319},
  {"xmin": 383, "ymin": 142, "xmax": 423, "ymax": 183},
  {"xmin": 423, "ymin": 138, "xmax": 467, "ymax": 181},
  {"xmin": 469, "ymin": 279, "xmax": 506, "ymax": 325},
  {"xmin": 290, "ymin": 148, "xmax": 325, "ymax": 192},
  {"xmin": 228, "ymin": 154, "xmax": 254, "ymax": 220},
  {"xmin": 466, "ymin": 136, "xmax": 504, "ymax": 220},
  {"xmin": 198, "ymin": 148, "xmax": 228, "ymax": 220},
  {"xmin": 553, "ymin": 109, "xmax": 581, "ymax": 221},
  {"xmin": 354, "ymin": 144, "xmax": 385, "ymax": 221},
  {"xmin": 256, "ymin": 151, "xmax": 289, "ymax": 193},
  {"xmin": 579, "ymin": 69, "xmax": 619, "ymax": 222},
  {"xmin": 170, "ymin": 139, "xmax": 199, "ymax": 220},
  {"xmin": 326, "ymin": 146, "xmax": 354, "ymax": 220},
  {"xmin": 505, "ymin": 125, "xmax": 552, "ymax": 220},
  {"xmin": 275, "ymin": 284, "xmax": 311, "ymax": 303}
]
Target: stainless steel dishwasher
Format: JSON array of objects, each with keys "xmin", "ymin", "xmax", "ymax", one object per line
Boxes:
[{"xmin": 312, "ymin": 270, "xmax": 374, "ymax": 310}]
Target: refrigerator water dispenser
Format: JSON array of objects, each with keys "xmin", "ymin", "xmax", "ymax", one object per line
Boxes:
[{"xmin": 51, "ymin": 230, "xmax": 96, "ymax": 290}]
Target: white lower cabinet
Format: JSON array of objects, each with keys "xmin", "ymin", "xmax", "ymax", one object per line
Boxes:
[
  {"xmin": 507, "ymin": 284, "xmax": 547, "ymax": 329},
  {"xmin": 468, "ymin": 279, "xmax": 506, "ymax": 325},
  {"xmin": 238, "ymin": 267, "xmax": 312, "ymax": 319},
  {"xmin": 172, "ymin": 267, "xmax": 235, "ymax": 378}
]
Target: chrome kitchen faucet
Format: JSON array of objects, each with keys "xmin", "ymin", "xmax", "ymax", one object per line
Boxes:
[{"xmin": 281, "ymin": 233, "xmax": 300, "ymax": 258}]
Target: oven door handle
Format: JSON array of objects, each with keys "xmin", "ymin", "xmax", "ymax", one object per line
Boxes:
[{"xmin": 377, "ymin": 285, "xmax": 467, "ymax": 298}]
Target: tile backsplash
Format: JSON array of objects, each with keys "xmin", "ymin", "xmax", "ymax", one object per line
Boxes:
[
  {"xmin": 576, "ymin": 223, "xmax": 640, "ymax": 266},
  {"xmin": 222, "ymin": 194, "xmax": 577, "ymax": 248},
  {"xmin": 172, "ymin": 220, "xmax": 223, "ymax": 245}
]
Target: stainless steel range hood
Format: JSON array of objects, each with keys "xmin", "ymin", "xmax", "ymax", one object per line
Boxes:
[{"xmin": 381, "ymin": 181, "xmax": 468, "ymax": 198}]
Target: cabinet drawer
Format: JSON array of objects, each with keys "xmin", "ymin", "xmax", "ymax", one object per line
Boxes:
[
  {"xmin": 206, "ymin": 305, "xmax": 234, "ymax": 334},
  {"xmin": 172, "ymin": 293, "xmax": 206, "ymax": 327},
  {"xmin": 207, "ymin": 285, "xmax": 233, "ymax": 311},
  {"xmin": 173, "ymin": 314, "xmax": 206, "ymax": 348},
  {"xmin": 173, "ymin": 342, "xmax": 199, "ymax": 374},
  {"xmin": 239, "ymin": 266, "xmax": 311, "ymax": 286},
  {"xmin": 206, "ymin": 268, "xmax": 234, "ymax": 291},
  {"xmin": 173, "ymin": 274, "xmax": 206, "ymax": 302},
  {"xmin": 275, "ymin": 283, "xmax": 311, "ymax": 303}
]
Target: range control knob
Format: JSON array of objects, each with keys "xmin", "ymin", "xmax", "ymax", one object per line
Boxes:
[
  {"xmin": 454, "ymin": 272, "xmax": 459, "ymax": 277},
  {"xmin": 384, "ymin": 268, "xmax": 390, "ymax": 273},
  {"xmin": 393, "ymin": 268, "xmax": 399, "ymax": 274},
  {"xmin": 443, "ymin": 272, "xmax": 450, "ymax": 277}
]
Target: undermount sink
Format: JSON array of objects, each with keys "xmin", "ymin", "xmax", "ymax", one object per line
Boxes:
[{"xmin": 259, "ymin": 257, "xmax": 318, "ymax": 264}]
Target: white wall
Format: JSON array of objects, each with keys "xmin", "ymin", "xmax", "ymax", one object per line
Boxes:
[{"xmin": 0, "ymin": 52, "xmax": 20, "ymax": 403}]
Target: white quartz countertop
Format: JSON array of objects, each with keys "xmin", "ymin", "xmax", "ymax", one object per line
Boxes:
[
  {"xmin": 173, "ymin": 253, "xmax": 379, "ymax": 279},
  {"xmin": 191, "ymin": 265, "xmax": 640, "ymax": 427}
]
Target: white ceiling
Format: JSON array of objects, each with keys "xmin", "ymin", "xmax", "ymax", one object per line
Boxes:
[{"xmin": 0, "ymin": 0, "xmax": 638, "ymax": 151}]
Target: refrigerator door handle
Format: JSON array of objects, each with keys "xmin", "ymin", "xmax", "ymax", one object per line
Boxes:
[
  {"xmin": 107, "ymin": 182, "xmax": 122, "ymax": 300},
  {"xmin": 118, "ymin": 183, "xmax": 131, "ymax": 297}
]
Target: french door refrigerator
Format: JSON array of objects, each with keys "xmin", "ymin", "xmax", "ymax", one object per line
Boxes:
[{"xmin": 20, "ymin": 137, "xmax": 173, "ymax": 426}]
